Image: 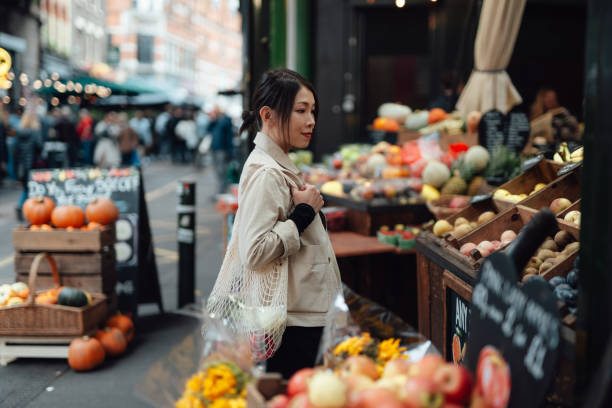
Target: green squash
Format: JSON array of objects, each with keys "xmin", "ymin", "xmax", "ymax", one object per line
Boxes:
[{"xmin": 57, "ymin": 287, "xmax": 89, "ymax": 307}]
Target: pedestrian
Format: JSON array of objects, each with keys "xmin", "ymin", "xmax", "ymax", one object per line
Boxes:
[
  {"xmin": 14, "ymin": 111, "xmax": 42, "ymax": 220},
  {"xmin": 0, "ymin": 107, "xmax": 9, "ymax": 185},
  {"xmin": 93, "ymin": 127, "xmax": 121, "ymax": 168},
  {"xmin": 118, "ymin": 126, "xmax": 140, "ymax": 166},
  {"xmin": 76, "ymin": 108, "xmax": 94, "ymax": 165},
  {"xmin": 155, "ymin": 104, "xmax": 172, "ymax": 158},
  {"xmin": 54, "ymin": 106, "xmax": 79, "ymax": 166},
  {"xmin": 175, "ymin": 110, "xmax": 198, "ymax": 162},
  {"xmin": 208, "ymin": 68, "xmax": 341, "ymax": 379},
  {"xmin": 207, "ymin": 105, "xmax": 234, "ymax": 195},
  {"xmin": 166, "ymin": 106, "xmax": 185, "ymax": 163}
]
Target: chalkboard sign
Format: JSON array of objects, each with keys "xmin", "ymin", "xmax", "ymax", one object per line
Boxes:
[
  {"xmin": 466, "ymin": 254, "xmax": 561, "ymax": 408},
  {"xmin": 478, "ymin": 109, "xmax": 530, "ymax": 154},
  {"xmin": 28, "ymin": 167, "xmax": 163, "ymax": 316},
  {"xmin": 446, "ymin": 288, "xmax": 471, "ymax": 364}
]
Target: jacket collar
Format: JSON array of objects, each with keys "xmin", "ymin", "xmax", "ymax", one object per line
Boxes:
[{"xmin": 254, "ymin": 131, "xmax": 301, "ymax": 175}]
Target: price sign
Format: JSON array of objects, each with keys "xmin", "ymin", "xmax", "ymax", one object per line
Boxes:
[{"xmin": 478, "ymin": 109, "xmax": 530, "ymax": 154}]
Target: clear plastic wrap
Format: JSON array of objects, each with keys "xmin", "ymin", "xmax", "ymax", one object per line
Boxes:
[
  {"xmin": 317, "ymin": 285, "xmax": 438, "ymax": 370},
  {"xmin": 135, "ymin": 312, "xmax": 256, "ymax": 408}
]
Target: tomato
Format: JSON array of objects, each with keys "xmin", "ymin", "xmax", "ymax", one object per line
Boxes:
[
  {"xmin": 475, "ymin": 346, "xmax": 511, "ymax": 408},
  {"xmin": 287, "ymin": 368, "xmax": 315, "ymax": 397}
]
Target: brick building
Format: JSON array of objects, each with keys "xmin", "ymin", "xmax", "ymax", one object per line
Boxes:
[{"xmin": 107, "ymin": 0, "xmax": 242, "ymax": 105}]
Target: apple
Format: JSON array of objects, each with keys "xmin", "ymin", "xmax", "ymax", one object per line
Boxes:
[
  {"xmin": 454, "ymin": 217, "xmax": 469, "ymax": 227},
  {"xmin": 308, "ymin": 371, "xmax": 347, "ymax": 408},
  {"xmin": 340, "ymin": 355, "xmax": 380, "ymax": 381},
  {"xmin": 452, "ymin": 223, "xmax": 473, "ymax": 238},
  {"xmin": 433, "ymin": 220, "xmax": 453, "ymax": 238},
  {"xmin": 408, "ymin": 354, "xmax": 445, "ymax": 379},
  {"xmin": 564, "ymin": 210, "xmax": 581, "ymax": 226},
  {"xmin": 288, "ymin": 392, "xmax": 312, "ymax": 408},
  {"xmin": 476, "ymin": 346, "xmax": 511, "ymax": 408},
  {"xmin": 490, "ymin": 240, "xmax": 501, "ymax": 250},
  {"xmin": 500, "ymin": 230, "xmax": 517, "ymax": 243},
  {"xmin": 460, "ymin": 242, "xmax": 477, "ymax": 257},
  {"xmin": 356, "ymin": 387, "xmax": 404, "ymax": 408},
  {"xmin": 476, "ymin": 241, "xmax": 494, "ymax": 257},
  {"xmin": 449, "ymin": 196, "xmax": 469, "ymax": 209},
  {"xmin": 403, "ymin": 377, "xmax": 445, "ymax": 408},
  {"xmin": 433, "ymin": 364, "xmax": 473, "ymax": 405},
  {"xmin": 333, "ymin": 157, "xmax": 343, "ymax": 170},
  {"xmin": 343, "ymin": 374, "xmax": 375, "ymax": 407},
  {"xmin": 382, "ymin": 358, "xmax": 412, "ymax": 378},
  {"xmin": 477, "ymin": 211, "xmax": 496, "ymax": 225},
  {"xmin": 374, "ymin": 376, "xmax": 409, "ymax": 400},
  {"xmin": 550, "ymin": 198, "xmax": 572, "ymax": 214},
  {"xmin": 287, "ymin": 368, "xmax": 315, "ymax": 397},
  {"xmin": 268, "ymin": 394, "xmax": 291, "ymax": 408}
]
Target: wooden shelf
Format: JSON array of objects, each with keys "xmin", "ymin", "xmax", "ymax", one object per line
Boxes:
[{"xmin": 329, "ymin": 231, "xmax": 396, "ymax": 258}]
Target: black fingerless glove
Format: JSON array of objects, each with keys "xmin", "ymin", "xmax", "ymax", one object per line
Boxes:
[{"xmin": 288, "ymin": 203, "xmax": 316, "ymax": 234}]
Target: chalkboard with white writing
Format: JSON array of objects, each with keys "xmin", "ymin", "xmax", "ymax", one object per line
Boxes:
[{"xmin": 478, "ymin": 109, "xmax": 530, "ymax": 154}]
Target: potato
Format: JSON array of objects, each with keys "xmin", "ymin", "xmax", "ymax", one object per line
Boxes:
[
  {"xmin": 478, "ymin": 211, "xmax": 496, "ymax": 225},
  {"xmin": 454, "ymin": 217, "xmax": 469, "ymax": 228},
  {"xmin": 554, "ymin": 230, "xmax": 574, "ymax": 248},
  {"xmin": 539, "ymin": 261, "xmax": 554, "ymax": 274},
  {"xmin": 433, "ymin": 220, "xmax": 453, "ymax": 237},
  {"xmin": 524, "ymin": 267, "xmax": 538, "ymax": 276},
  {"xmin": 452, "ymin": 223, "xmax": 473, "ymax": 238},
  {"xmin": 528, "ymin": 257, "xmax": 542, "ymax": 270},
  {"xmin": 536, "ymin": 249, "xmax": 556, "ymax": 262},
  {"xmin": 540, "ymin": 239, "xmax": 559, "ymax": 252},
  {"xmin": 563, "ymin": 241, "xmax": 580, "ymax": 254}
]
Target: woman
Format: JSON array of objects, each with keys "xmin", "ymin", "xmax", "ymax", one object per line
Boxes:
[
  {"xmin": 14, "ymin": 111, "xmax": 42, "ymax": 220},
  {"xmin": 210, "ymin": 69, "xmax": 342, "ymax": 378},
  {"xmin": 529, "ymin": 87, "xmax": 560, "ymax": 120}
]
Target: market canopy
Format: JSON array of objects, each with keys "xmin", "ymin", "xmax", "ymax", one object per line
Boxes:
[{"xmin": 456, "ymin": 0, "xmax": 526, "ymax": 117}]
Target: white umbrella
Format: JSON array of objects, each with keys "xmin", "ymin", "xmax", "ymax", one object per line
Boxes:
[{"xmin": 456, "ymin": 0, "xmax": 527, "ymax": 117}]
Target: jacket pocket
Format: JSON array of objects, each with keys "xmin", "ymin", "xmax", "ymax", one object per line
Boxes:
[{"xmin": 288, "ymin": 244, "xmax": 330, "ymax": 314}]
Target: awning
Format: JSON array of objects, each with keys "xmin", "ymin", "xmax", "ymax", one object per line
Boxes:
[{"xmin": 455, "ymin": 0, "xmax": 526, "ymax": 117}]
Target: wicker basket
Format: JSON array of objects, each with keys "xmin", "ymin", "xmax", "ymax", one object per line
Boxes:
[
  {"xmin": 0, "ymin": 252, "xmax": 107, "ymax": 336},
  {"xmin": 426, "ymin": 195, "xmax": 471, "ymax": 220}
]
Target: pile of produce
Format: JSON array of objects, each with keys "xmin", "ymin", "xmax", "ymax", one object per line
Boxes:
[
  {"xmin": 432, "ymin": 211, "xmax": 496, "ymax": 239},
  {"xmin": 377, "ymin": 225, "xmax": 421, "ymax": 250},
  {"xmin": 372, "ymin": 103, "xmax": 467, "ymax": 136},
  {"xmin": 22, "ymin": 196, "xmax": 119, "ymax": 230}
]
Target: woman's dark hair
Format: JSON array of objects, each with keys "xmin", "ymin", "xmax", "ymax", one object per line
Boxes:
[{"xmin": 240, "ymin": 68, "xmax": 319, "ymax": 147}]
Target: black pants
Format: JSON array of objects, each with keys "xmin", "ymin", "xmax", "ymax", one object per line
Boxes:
[{"xmin": 266, "ymin": 326, "xmax": 323, "ymax": 379}]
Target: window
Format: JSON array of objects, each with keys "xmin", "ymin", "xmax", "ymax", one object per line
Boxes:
[{"xmin": 137, "ymin": 34, "xmax": 154, "ymax": 63}]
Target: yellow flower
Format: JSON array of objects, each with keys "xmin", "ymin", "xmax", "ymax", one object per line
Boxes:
[
  {"xmin": 377, "ymin": 338, "xmax": 407, "ymax": 363},
  {"xmin": 203, "ymin": 364, "xmax": 238, "ymax": 401},
  {"xmin": 187, "ymin": 373, "xmax": 204, "ymax": 393},
  {"xmin": 175, "ymin": 395, "xmax": 206, "ymax": 408},
  {"xmin": 334, "ymin": 333, "xmax": 372, "ymax": 356},
  {"xmin": 210, "ymin": 398, "xmax": 230, "ymax": 408},
  {"xmin": 175, "ymin": 397, "xmax": 191, "ymax": 408},
  {"xmin": 228, "ymin": 398, "xmax": 246, "ymax": 408}
]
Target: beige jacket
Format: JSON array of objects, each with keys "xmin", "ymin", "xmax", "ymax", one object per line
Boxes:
[{"xmin": 236, "ymin": 132, "xmax": 342, "ymax": 327}]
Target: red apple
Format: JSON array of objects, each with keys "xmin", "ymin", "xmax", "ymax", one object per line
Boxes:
[
  {"xmin": 340, "ymin": 355, "xmax": 380, "ymax": 380},
  {"xmin": 382, "ymin": 358, "xmax": 412, "ymax": 378},
  {"xmin": 460, "ymin": 243, "xmax": 477, "ymax": 257},
  {"xmin": 356, "ymin": 387, "xmax": 404, "ymax": 408},
  {"xmin": 343, "ymin": 374, "xmax": 375, "ymax": 408},
  {"xmin": 409, "ymin": 354, "xmax": 445, "ymax": 379},
  {"xmin": 476, "ymin": 346, "xmax": 511, "ymax": 408},
  {"xmin": 268, "ymin": 394, "xmax": 290, "ymax": 408},
  {"xmin": 287, "ymin": 368, "xmax": 315, "ymax": 397},
  {"xmin": 288, "ymin": 392, "xmax": 311, "ymax": 408},
  {"xmin": 433, "ymin": 364, "xmax": 473, "ymax": 404},
  {"xmin": 403, "ymin": 377, "xmax": 445, "ymax": 408},
  {"xmin": 333, "ymin": 157, "xmax": 343, "ymax": 169}
]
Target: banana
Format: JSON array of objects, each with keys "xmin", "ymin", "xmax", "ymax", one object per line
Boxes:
[
  {"xmin": 570, "ymin": 146, "xmax": 584, "ymax": 158},
  {"xmin": 553, "ymin": 152, "xmax": 565, "ymax": 163}
]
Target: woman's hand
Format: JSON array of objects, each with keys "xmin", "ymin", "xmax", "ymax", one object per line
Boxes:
[{"xmin": 291, "ymin": 184, "xmax": 324, "ymax": 213}]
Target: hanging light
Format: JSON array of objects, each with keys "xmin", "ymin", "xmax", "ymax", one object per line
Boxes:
[
  {"xmin": 7, "ymin": 72, "xmax": 14, "ymax": 80},
  {"xmin": 33, "ymin": 79, "xmax": 42, "ymax": 89},
  {"xmin": 75, "ymin": 83, "xmax": 83, "ymax": 93},
  {"xmin": 68, "ymin": 95, "xmax": 76, "ymax": 104},
  {"xmin": 395, "ymin": 0, "xmax": 405, "ymax": 7},
  {"xmin": 66, "ymin": 81, "xmax": 74, "ymax": 91},
  {"xmin": 18, "ymin": 97, "xmax": 26, "ymax": 107},
  {"xmin": 51, "ymin": 72, "xmax": 59, "ymax": 80},
  {"xmin": 2, "ymin": 96, "xmax": 10, "ymax": 104},
  {"xmin": 44, "ymin": 79, "xmax": 52, "ymax": 87},
  {"xmin": 51, "ymin": 97, "xmax": 59, "ymax": 106}
]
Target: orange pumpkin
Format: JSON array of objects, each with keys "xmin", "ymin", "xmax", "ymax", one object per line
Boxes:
[
  {"xmin": 106, "ymin": 314, "xmax": 134, "ymax": 343},
  {"xmin": 67, "ymin": 336, "xmax": 105, "ymax": 371},
  {"xmin": 51, "ymin": 205, "xmax": 85, "ymax": 228},
  {"xmin": 86, "ymin": 198, "xmax": 119, "ymax": 225},
  {"xmin": 22, "ymin": 196, "xmax": 55, "ymax": 226},
  {"xmin": 95, "ymin": 327, "xmax": 127, "ymax": 357},
  {"xmin": 428, "ymin": 108, "xmax": 448, "ymax": 124},
  {"xmin": 383, "ymin": 119, "xmax": 399, "ymax": 132},
  {"xmin": 86, "ymin": 222, "xmax": 101, "ymax": 231}
]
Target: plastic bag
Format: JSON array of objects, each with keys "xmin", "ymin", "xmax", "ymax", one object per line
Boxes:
[
  {"xmin": 135, "ymin": 312, "xmax": 256, "ymax": 408},
  {"xmin": 417, "ymin": 133, "xmax": 444, "ymax": 162},
  {"xmin": 317, "ymin": 285, "xmax": 438, "ymax": 370}
]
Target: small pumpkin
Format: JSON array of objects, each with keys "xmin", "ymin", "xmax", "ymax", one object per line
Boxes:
[
  {"xmin": 57, "ymin": 287, "xmax": 89, "ymax": 307},
  {"xmin": 40, "ymin": 224, "xmax": 53, "ymax": 231},
  {"xmin": 106, "ymin": 314, "xmax": 134, "ymax": 343},
  {"xmin": 68, "ymin": 336, "xmax": 105, "ymax": 371},
  {"xmin": 22, "ymin": 196, "xmax": 55, "ymax": 226},
  {"xmin": 51, "ymin": 205, "xmax": 85, "ymax": 228},
  {"xmin": 86, "ymin": 222, "xmax": 101, "ymax": 231},
  {"xmin": 428, "ymin": 108, "xmax": 448, "ymax": 124},
  {"xmin": 36, "ymin": 293, "xmax": 56, "ymax": 304},
  {"xmin": 11, "ymin": 282, "xmax": 29, "ymax": 299},
  {"xmin": 95, "ymin": 327, "xmax": 127, "ymax": 357},
  {"xmin": 86, "ymin": 197, "xmax": 119, "ymax": 225}
]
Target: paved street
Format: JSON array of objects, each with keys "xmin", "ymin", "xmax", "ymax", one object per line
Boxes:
[{"xmin": 0, "ymin": 160, "xmax": 226, "ymax": 407}]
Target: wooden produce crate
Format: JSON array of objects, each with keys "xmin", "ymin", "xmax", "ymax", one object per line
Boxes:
[
  {"xmin": 492, "ymin": 159, "xmax": 564, "ymax": 212},
  {"xmin": 0, "ymin": 253, "xmax": 107, "ymax": 336},
  {"xmin": 14, "ymin": 248, "xmax": 116, "ymax": 294},
  {"xmin": 13, "ymin": 224, "xmax": 115, "ymax": 252},
  {"xmin": 519, "ymin": 167, "xmax": 581, "ymax": 213}
]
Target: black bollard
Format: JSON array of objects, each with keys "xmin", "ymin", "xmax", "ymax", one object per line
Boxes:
[{"xmin": 177, "ymin": 180, "xmax": 196, "ymax": 307}]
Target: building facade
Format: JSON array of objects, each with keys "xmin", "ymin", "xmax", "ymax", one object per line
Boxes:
[{"xmin": 107, "ymin": 0, "xmax": 242, "ymax": 105}]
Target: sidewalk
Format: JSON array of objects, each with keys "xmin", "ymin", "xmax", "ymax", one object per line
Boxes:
[{"xmin": 0, "ymin": 162, "xmax": 225, "ymax": 407}]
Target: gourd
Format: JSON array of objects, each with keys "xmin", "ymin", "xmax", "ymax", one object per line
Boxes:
[
  {"xmin": 57, "ymin": 287, "xmax": 89, "ymax": 307},
  {"xmin": 464, "ymin": 145, "xmax": 490, "ymax": 172},
  {"xmin": 422, "ymin": 160, "xmax": 451, "ymax": 188},
  {"xmin": 377, "ymin": 103, "xmax": 412, "ymax": 122},
  {"xmin": 86, "ymin": 197, "xmax": 119, "ymax": 225},
  {"xmin": 404, "ymin": 111, "xmax": 430, "ymax": 130},
  {"xmin": 68, "ymin": 336, "xmax": 105, "ymax": 371},
  {"xmin": 95, "ymin": 327, "xmax": 127, "ymax": 357},
  {"xmin": 51, "ymin": 205, "xmax": 86, "ymax": 228},
  {"xmin": 22, "ymin": 196, "xmax": 55, "ymax": 225},
  {"xmin": 106, "ymin": 314, "xmax": 135, "ymax": 343}
]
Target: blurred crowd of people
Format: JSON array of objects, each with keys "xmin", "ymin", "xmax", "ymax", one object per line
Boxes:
[{"xmin": 0, "ymin": 103, "xmax": 235, "ymax": 219}]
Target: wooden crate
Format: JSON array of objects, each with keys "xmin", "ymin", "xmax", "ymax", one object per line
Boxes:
[
  {"xmin": 492, "ymin": 159, "xmax": 564, "ymax": 212},
  {"xmin": 13, "ymin": 224, "xmax": 116, "ymax": 252},
  {"xmin": 15, "ymin": 249, "xmax": 116, "ymax": 294},
  {"xmin": 519, "ymin": 168, "xmax": 581, "ymax": 213},
  {"xmin": 0, "ymin": 253, "xmax": 107, "ymax": 336}
]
